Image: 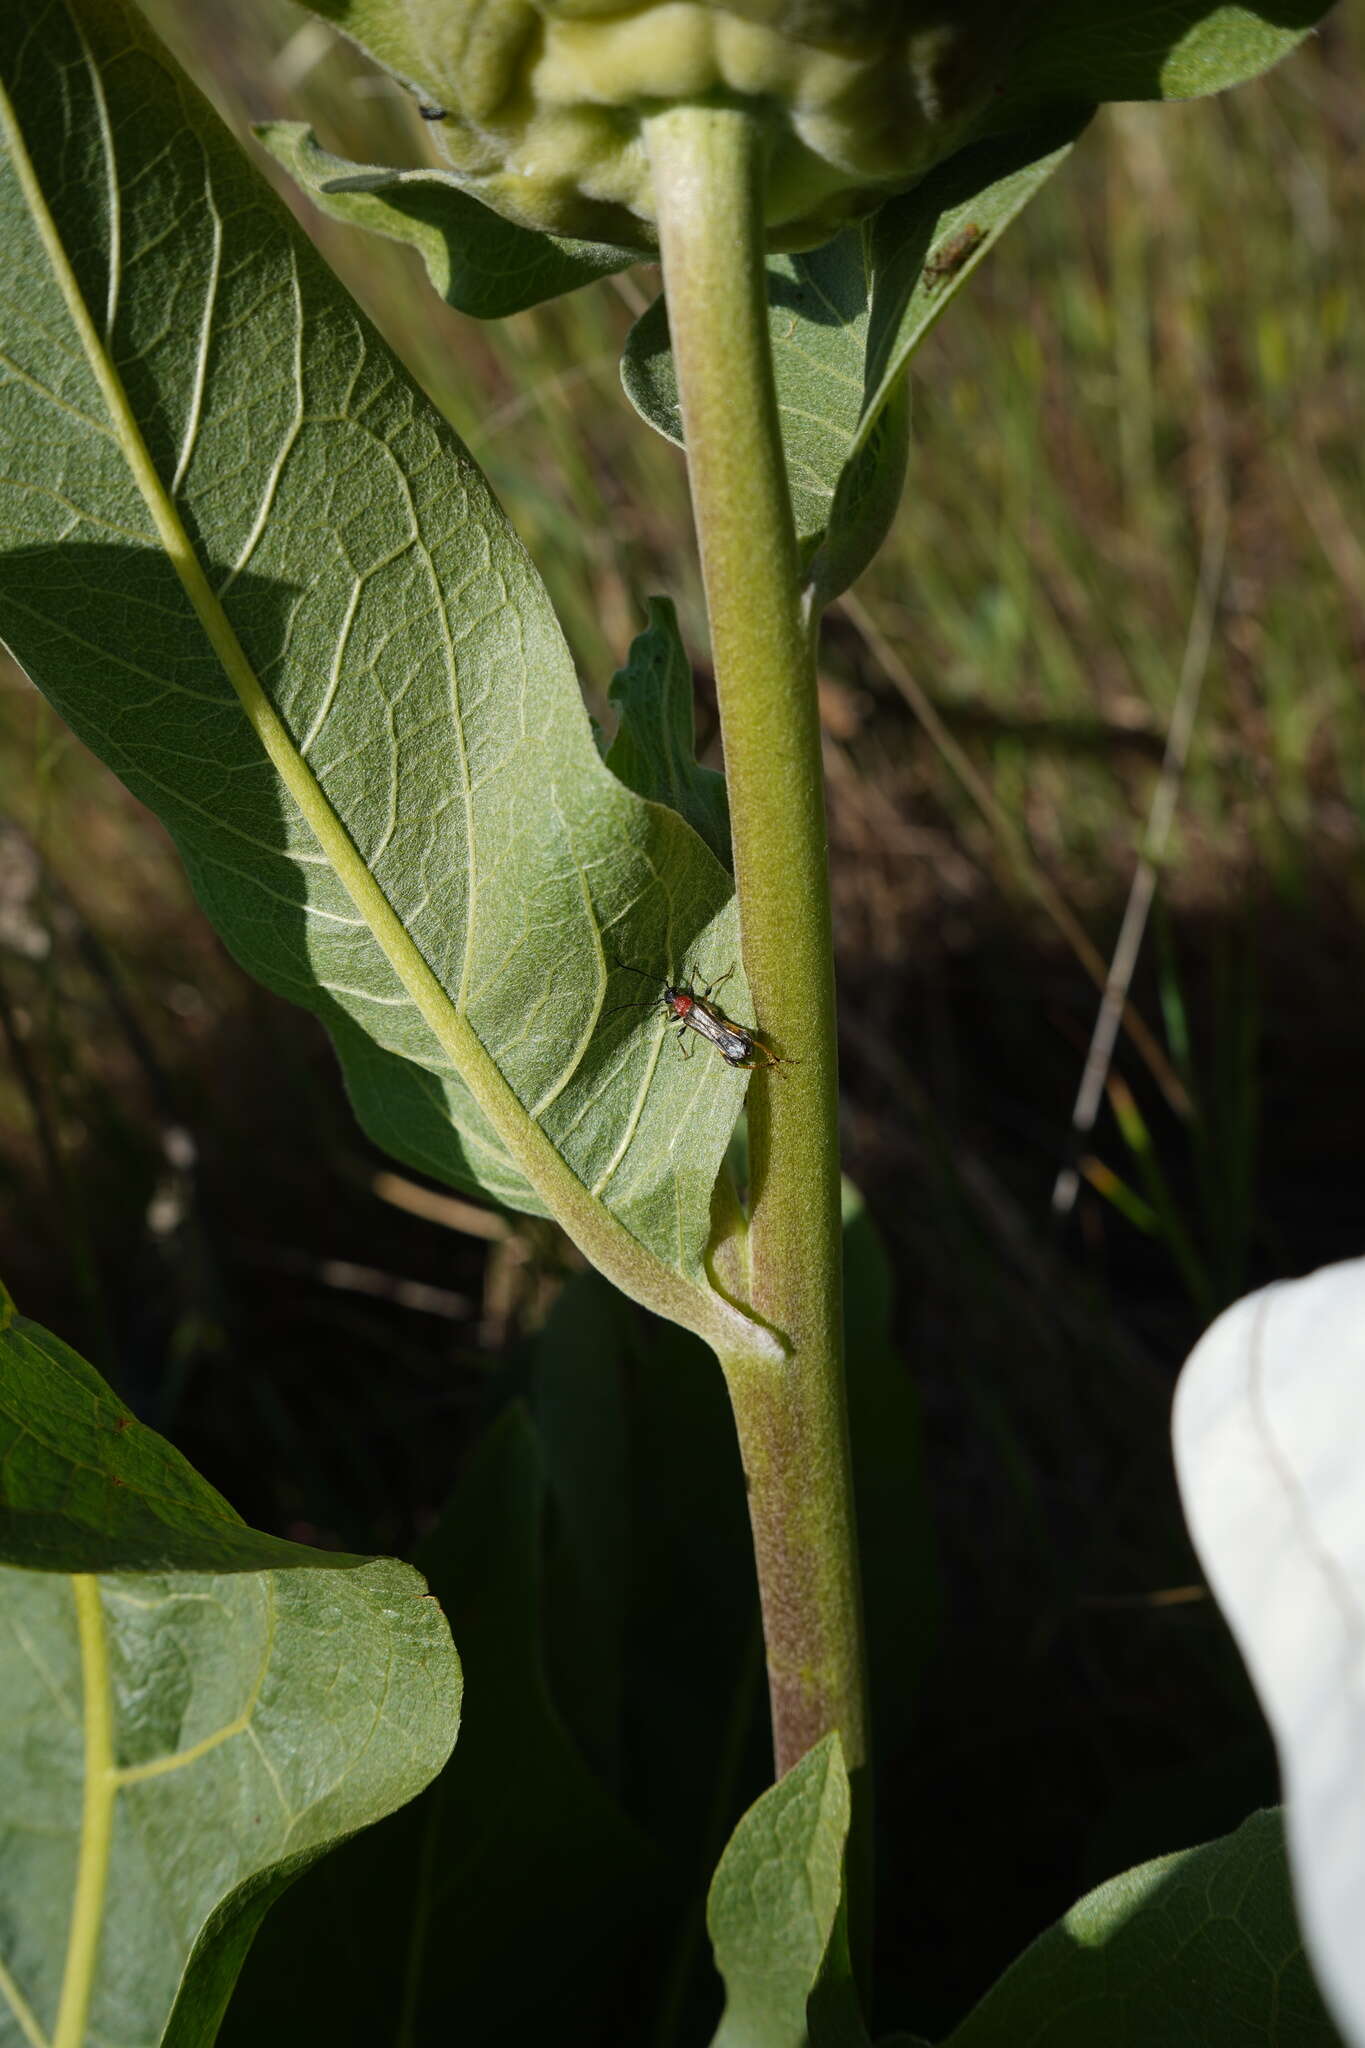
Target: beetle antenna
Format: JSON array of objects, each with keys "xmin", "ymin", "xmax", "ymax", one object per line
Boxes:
[{"xmin": 602, "ymin": 996, "xmax": 660, "ymax": 1022}]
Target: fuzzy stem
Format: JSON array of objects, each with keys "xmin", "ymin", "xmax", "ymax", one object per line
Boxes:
[{"xmin": 644, "ymin": 103, "xmax": 867, "ymax": 1786}]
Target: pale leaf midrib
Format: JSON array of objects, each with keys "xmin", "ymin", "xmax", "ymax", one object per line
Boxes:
[
  {"xmin": 0, "ymin": 49, "xmax": 773, "ymax": 1362},
  {"xmin": 52, "ymin": 1576, "xmax": 115, "ymax": 2048}
]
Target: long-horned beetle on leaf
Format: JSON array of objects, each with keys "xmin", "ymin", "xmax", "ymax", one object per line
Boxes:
[{"xmin": 605, "ymin": 960, "xmax": 789, "ymax": 1071}]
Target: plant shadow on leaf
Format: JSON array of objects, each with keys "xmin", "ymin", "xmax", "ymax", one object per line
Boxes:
[{"xmin": 0, "ymin": 542, "xmax": 747, "ymax": 1266}]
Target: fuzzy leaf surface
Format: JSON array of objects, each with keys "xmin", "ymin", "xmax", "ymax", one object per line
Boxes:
[
  {"xmin": 0, "ymin": 1296, "xmax": 459, "ymax": 2048},
  {"xmin": 708, "ymin": 1732, "xmax": 853, "ymax": 2048},
  {"xmin": 1175, "ymin": 1260, "xmax": 1365, "ymax": 2048},
  {"xmin": 942, "ymin": 1810, "xmax": 1337, "ymax": 2046},
  {"xmin": 0, "ymin": 0, "xmax": 766, "ymax": 1352},
  {"xmin": 605, "ymin": 597, "xmax": 730, "ymax": 873}
]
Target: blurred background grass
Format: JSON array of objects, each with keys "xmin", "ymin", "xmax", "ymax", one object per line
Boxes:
[{"xmin": 1, "ymin": 2, "xmax": 1362, "ymax": 2033}]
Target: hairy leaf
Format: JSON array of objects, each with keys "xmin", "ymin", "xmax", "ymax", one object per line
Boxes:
[
  {"xmin": 0, "ymin": 1294, "xmax": 459, "ymax": 2048},
  {"xmin": 709, "ymin": 1732, "xmax": 854, "ymax": 2048},
  {"xmin": 256, "ymin": 123, "xmax": 637, "ymax": 316},
  {"xmin": 942, "ymin": 1810, "xmax": 1337, "ymax": 2046},
  {"xmin": 1174, "ymin": 1260, "xmax": 1365, "ymax": 2048},
  {"xmin": 0, "ymin": 0, "xmax": 773, "ymax": 1359}
]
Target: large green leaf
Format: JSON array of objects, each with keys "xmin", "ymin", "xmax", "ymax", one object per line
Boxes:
[
  {"xmin": 941, "ymin": 1810, "xmax": 1338, "ymax": 2047},
  {"xmin": 997, "ymin": 2, "xmax": 1328, "ymax": 113},
  {"xmin": 0, "ymin": 0, "xmax": 772, "ymax": 1361},
  {"xmin": 0, "ymin": 1290, "xmax": 460, "ymax": 2048},
  {"xmin": 220, "ymin": 1402, "xmax": 654, "ymax": 2046},
  {"xmin": 255, "ymin": 123, "xmax": 638, "ymax": 317}
]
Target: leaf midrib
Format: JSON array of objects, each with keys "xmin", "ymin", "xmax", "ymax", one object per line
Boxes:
[
  {"xmin": 52, "ymin": 1576, "xmax": 114, "ymax": 2048},
  {"xmin": 0, "ymin": 48, "xmax": 775, "ymax": 1363}
]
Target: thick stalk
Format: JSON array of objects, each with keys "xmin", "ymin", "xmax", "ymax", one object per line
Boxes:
[{"xmin": 644, "ymin": 104, "xmax": 866, "ymax": 1784}]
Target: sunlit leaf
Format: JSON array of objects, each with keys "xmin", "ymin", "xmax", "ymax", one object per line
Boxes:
[
  {"xmin": 621, "ymin": 229, "xmax": 872, "ymax": 556},
  {"xmin": 0, "ymin": 0, "xmax": 774, "ymax": 1359},
  {"xmin": 0, "ymin": 1289, "xmax": 459, "ymax": 2048},
  {"xmin": 942, "ymin": 1810, "xmax": 1336, "ymax": 2047}
]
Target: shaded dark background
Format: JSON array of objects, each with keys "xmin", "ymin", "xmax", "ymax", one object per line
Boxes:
[{"xmin": 0, "ymin": 4, "xmax": 1361, "ymax": 2040}]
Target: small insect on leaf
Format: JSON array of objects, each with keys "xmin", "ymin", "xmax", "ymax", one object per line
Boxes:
[
  {"xmin": 605, "ymin": 961, "xmax": 792, "ymax": 1072},
  {"xmin": 922, "ymin": 221, "xmax": 985, "ymax": 290}
]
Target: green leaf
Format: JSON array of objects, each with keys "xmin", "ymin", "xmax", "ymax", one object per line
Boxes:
[
  {"xmin": 804, "ymin": 377, "xmax": 910, "ymax": 612},
  {"xmin": 255, "ymin": 123, "xmax": 637, "ymax": 317},
  {"xmin": 0, "ymin": 1294, "xmax": 460, "ymax": 2048},
  {"xmin": 622, "ymin": 229, "xmax": 874, "ymax": 557},
  {"xmin": 859, "ymin": 118, "xmax": 1090, "ymax": 466},
  {"xmin": 0, "ymin": 1283, "xmax": 350, "ymax": 1573},
  {"xmin": 708, "ymin": 1732, "xmax": 854, "ymax": 2048},
  {"xmin": 999, "ymin": 3, "xmax": 1330, "ymax": 112},
  {"xmin": 605, "ymin": 597, "xmax": 731, "ymax": 873},
  {"xmin": 621, "ymin": 125, "xmax": 1084, "ymax": 603},
  {"xmin": 221, "ymin": 1402, "xmax": 654, "ymax": 2046},
  {"xmin": 942, "ymin": 1810, "xmax": 1340, "ymax": 2047},
  {"xmin": 0, "ymin": 0, "xmax": 775, "ymax": 1361}
]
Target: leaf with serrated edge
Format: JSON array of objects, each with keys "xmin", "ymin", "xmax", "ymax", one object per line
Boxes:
[
  {"xmin": 1175, "ymin": 1259, "xmax": 1365, "ymax": 2048},
  {"xmin": 256, "ymin": 124, "xmax": 638, "ymax": 317},
  {"xmin": 708, "ymin": 1732, "xmax": 852, "ymax": 2048},
  {"xmin": 0, "ymin": 1292, "xmax": 460, "ymax": 2048},
  {"xmin": 0, "ymin": 0, "xmax": 775, "ymax": 1362},
  {"xmin": 942, "ymin": 1810, "xmax": 1336, "ymax": 2046}
]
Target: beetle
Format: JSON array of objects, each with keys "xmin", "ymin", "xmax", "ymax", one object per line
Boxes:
[{"xmin": 605, "ymin": 960, "xmax": 787, "ymax": 1070}]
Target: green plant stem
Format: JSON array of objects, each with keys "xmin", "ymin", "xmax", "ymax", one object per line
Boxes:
[{"xmin": 644, "ymin": 104, "xmax": 867, "ymax": 1787}]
